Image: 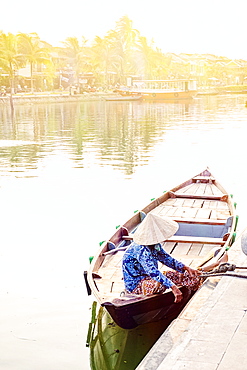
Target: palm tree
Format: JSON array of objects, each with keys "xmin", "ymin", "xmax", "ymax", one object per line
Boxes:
[
  {"xmin": 0, "ymin": 32, "xmax": 24, "ymax": 110},
  {"xmin": 114, "ymin": 16, "xmax": 140, "ymax": 83},
  {"xmin": 62, "ymin": 36, "xmax": 89, "ymax": 88},
  {"xmin": 0, "ymin": 32, "xmax": 22, "ymax": 90},
  {"xmin": 17, "ymin": 33, "xmax": 51, "ymax": 92},
  {"xmin": 135, "ymin": 36, "xmax": 154, "ymax": 78},
  {"xmin": 115, "ymin": 16, "xmax": 139, "ymax": 51},
  {"xmin": 91, "ymin": 34, "xmax": 119, "ymax": 87}
]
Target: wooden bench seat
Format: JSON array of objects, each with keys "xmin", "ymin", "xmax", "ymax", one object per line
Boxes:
[
  {"xmin": 170, "ymin": 217, "xmax": 226, "ymax": 225},
  {"xmin": 122, "ymin": 234, "xmax": 225, "ymax": 245},
  {"xmin": 169, "ymin": 191, "xmax": 227, "ymax": 201},
  {"xmin": 192, "ymin": 176, "xmax": 215, "ymax": 182},
  {"xmin": 167, "ymin": 235, "xmax": 224, "ymax": 245}
]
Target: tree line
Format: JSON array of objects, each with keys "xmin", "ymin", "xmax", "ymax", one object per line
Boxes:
[{"xmin": 0, "ymin": 16, "xmax": 172, "ymax": 93}]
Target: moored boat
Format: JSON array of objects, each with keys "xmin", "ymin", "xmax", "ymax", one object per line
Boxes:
[
  {"xmin": 116, "ymin": 79, "xmax": 197, "ymax": 100},
  {"xmin": 86, "ymin": 168, "xmax": 238, "ymax": 329}
]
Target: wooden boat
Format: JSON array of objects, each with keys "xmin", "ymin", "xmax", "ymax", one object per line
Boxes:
[
  {"xmin": 116, "ymin": 79, "xmax": 197, "ymax": 100},
  {"xmin": 86, "ymin": 168, "xmax": 238, "ymax": 329}
]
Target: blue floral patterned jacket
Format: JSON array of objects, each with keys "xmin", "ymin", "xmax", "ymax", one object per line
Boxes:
[{"xmin": 122, "ymin": 242, "xmax": 185, "ymax": 293}]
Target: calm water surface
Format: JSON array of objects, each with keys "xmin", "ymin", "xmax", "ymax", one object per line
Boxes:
[{"xmin": 0, "ymin": 94, "xmax": 247, "ymax": 369}]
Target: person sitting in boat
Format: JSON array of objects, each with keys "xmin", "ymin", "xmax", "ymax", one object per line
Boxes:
[{"xmin": 122, "ymin": 213, "xmax": 201, "ymax": 303}]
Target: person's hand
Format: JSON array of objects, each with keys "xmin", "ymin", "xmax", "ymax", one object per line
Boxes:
[
  {"xmin": 171, "ymin": 284, "xmax": 183, "ymax": 303},
  {"xmin": 183, "ymin": 265, "xmax": 200, "ymax": 277}
]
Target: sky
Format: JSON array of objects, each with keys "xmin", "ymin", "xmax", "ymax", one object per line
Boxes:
[{"xmin": 1, "ymin": 0, "xmax": 246, "ymax": 60}]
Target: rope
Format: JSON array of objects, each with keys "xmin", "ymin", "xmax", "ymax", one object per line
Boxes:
[
  {"xmin": 200, "ymin": 272, "xmax": 247, "ymax": 279},
  {"xmin": 200, "ymin": 263, "xmax": 247, "ymax": 279}
]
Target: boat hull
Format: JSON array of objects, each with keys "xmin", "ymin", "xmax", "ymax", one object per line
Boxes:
[
  {"xmin": 117, "ymin": 89, "xmax": 197, "ymax": 100},
  {"xmin": 102, "ymin": 286, "xmax": 194, "ymax": 329},
  {"xmin": 140, "ymin": 90, "xmax": 196, "ymax": 100}
]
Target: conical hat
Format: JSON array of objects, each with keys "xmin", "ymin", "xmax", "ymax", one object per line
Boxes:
[{"xmin": 133, "ymin": 213, "xmax": 179, "ymax": 245}]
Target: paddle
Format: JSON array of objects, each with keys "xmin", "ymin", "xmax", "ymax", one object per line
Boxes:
[{"xmin": 197, "ymin": 247, "xmax": 228, "ymax": 272}]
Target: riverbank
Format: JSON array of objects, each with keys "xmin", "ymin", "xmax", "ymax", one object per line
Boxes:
[
  {"xmin": 1, "ymin": 85, "xmax": 247, "ymax": 106},
  {"xmin": 0, "ymin": 92, "xmax": 115, "ymax": 105}
]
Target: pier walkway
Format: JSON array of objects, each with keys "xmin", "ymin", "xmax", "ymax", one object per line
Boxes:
[{"xmin": 137, "ymin": 228, "xmax": 247, "ymax": 370}]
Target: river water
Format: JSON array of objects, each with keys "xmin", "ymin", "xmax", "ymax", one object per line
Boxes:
[{"xmin": 0, "ymin": 94, "xmax": 247, "ymax": 369}]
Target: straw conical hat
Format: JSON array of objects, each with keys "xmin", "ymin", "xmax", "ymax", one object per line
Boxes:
[{"xmin": 133, "ymin": 213, "xmax": 179, "ymax": 245}]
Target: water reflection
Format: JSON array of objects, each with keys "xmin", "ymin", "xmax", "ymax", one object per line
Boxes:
[
  {"xmin": 0, "ymin": 100, "xmax": 198, "ymax": 177},
  {"xmin": 87, "ymin": 302, "xmax": 173, "ymax": 370},
  {"xmin": 1, "ymin": 95, "xmax": 247, "ymax": 178}
]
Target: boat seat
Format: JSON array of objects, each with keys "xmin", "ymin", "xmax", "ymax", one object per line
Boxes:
[
  {"xmin": 167, "ymin": 235, "xmax": 225, "ymax": 245},
  {"xmin": 171, "ymin": 217, "xmax": 227, "ymax": 225},
  {"xmin": 122, "ymin": 234, "xmax": 225, "ymax": 245},
  {"xmin": 168, "ymin": 191, "xmax": 228, "ymax": 201},
  {"xmin": 122, "ymin": 217, "xmax": 232, "ymax": 245},
  {"xmin": 174, "ymin": 217, "xmax": 232, "ymax": 238},
  {"xmin": 192, "ymin": 176, "xmax": 215, "ymax": 183}
]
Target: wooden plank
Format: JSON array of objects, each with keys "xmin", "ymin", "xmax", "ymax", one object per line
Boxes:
[
  {"xmin": 112, "ymin": 271, "xmax": 124, "ymax": 282},
  {"xmin": 163, "ymin": 241, "xmax": 177, "ymax": 254},
  {"xmin": 196, "ymin": 208, "xmax": 211, "ymax": 219},
  {"xmin": 173, "ymin": 198, "xmax": 187, "ymax": 207},
  {"xmin": 172, "ymin": 192, "xmax": 223, "ymax": 200},
  {"xmin": 98, "ymin": 269, "xmax": 116, "ymax": 281},
  {"xmin": 149, "ymin": 206, "xmax": 162, "ymax": 215},
  {"xmin": 172, "ymin": 242, "xmax": 192, "ymax": 256},
  {"xmin": 189, "ymin": 258, "xmax": 202, "ymax": 269},
  {"xmin": 183, "ymin": 198, "xmax": 196, "ymax": 207},
  {"xmin": 111, "ymin": 282, "xmax": 125, "ymax": 294},
  {"xmin": 203, "ymin": 200, "xmax": 211, "ymax": 209},
  {"xmin": 211, "ymin": 184, "xmax": 223, "ymax": 196},
  {"xmin": 193, "ymin": 176, "xmax": 215, "ymax": 182},
  {"xmin": 183, "ymin": 183, "xmax": 199, "ymax": 194},
  {"xmin": 163, "ymin": 257, "xmax": 195, "ymax": 270},
  {"xmin": 204, "ymin": 184, "xmax": 214, "ymax": 195},
  {"xmin": 187, "ymin": 243, "xmax": 203, "ymax": 256},
  {"xmin": 172, "ymin": 207, "xmax": 187, "ymax": 218},
  {"xmin": 113, "ymin": 252, "xmax": 126, "ymax": 267},
  {"xmin": 192, "ymin": 199, "xmax": 204, "ymax": 208},
  {"xmin": 199, "ymin": 244, "xmax": 218, "ymax": 256},
  {"xmin": 171, "ymin": 217, "xmax": 226, "ymax": 225},
  {"xmin": 216, "ymin": 210, "xmax": 231, "ymax": 219},
  {"xmin": 209, "ymin": 200, "xmax": 219, "ymax": 209},
  {"xmin": 162, "ymin": 198, "xmax": 177, "ymax": 206},
  {"xmin": 182, "ymin": 258, "xmax": 194, "ymax": 267},
  {"xmin": 158, "ymin": 206, "xmax": 174, "ymax": 217},
  {"xmin": 165, "ymin": 207, "xmax": 178, "ymax": 217},
  {"xmin": 195, "ymin": 183, "xmax": 207, "ymax": 195},
  {"xmin": 173, "ymin": 207, "xmax": 198, "ymax": 219},
  {"xmin": 209, "ymin": 209, "xmax": 218, "ymax": 219},
  {"xmin": 168, "ymin": 235, "xmax": 224, "ymax": 245},
  {"xmin": 217, "ymin": 201, "xmax": 229, "ymax": 210},
  {"xmin": 176, "ymin": 184, "xmax": 194, "ymax": 194}
]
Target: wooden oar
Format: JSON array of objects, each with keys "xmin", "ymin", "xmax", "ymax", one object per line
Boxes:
[{"xmin": 197, "ymin": 247, "xmax": 228, "ymax": 272}]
